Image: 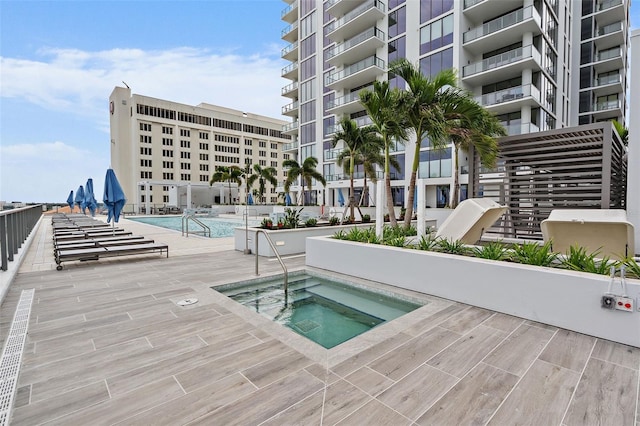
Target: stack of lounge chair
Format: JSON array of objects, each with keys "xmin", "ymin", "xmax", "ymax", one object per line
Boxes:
[{"xmin": 51, "ymin": 213, "xmax": 168, "ymax": 270}]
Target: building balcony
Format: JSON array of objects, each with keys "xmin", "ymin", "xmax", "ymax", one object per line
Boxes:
[
  {"xmin": 282, "ymin": 81, "xmax": 299, "ymax": 98},
  {"xmin": 462, "ymin": 0, "xmax": 520, "ymax": 23},
  {"xmin": 326, "ymin": 85, "xmax": 373, "ymax": 116},
  {"xmin": 282, "ymin": 41, "xmax": 298, "ymax": 61},
  {"xmin": 326, "ymin": 0, "xmax": 386, "ymax": 42},
  {"xmin": 282, "ymin": 120, "xmax": 299, "ymax": 135},
  {"xmin": 326, "ymin": 0, "xmax": 367, "ymax": 18},
  {"xmin": 595, "ymin": 0, "xmax": 625, "ymax": 23},
  {"xmin": 587, "ymin": 73, "xmax": 623, "ymax": 97},
  {"xmin": 476, "ymin": 84, "xmax": 542, "ymax": 116},
  {"xmin": 463, "ymin": 6, "xmax": 542, "ymax": 54},
  {"xmin": 326, "ymin": 27, "xmax": 386, "ymax": 66},
  {"xmin": 281, "ymin": 0, "xmax": 298, "ymax": 23},
  {"xmin": 503, "ymin": 122, "xmax": 540, "ymax": 136},
  {"xmin": 324, "ymin": 148, "xmax": 342, "ymax": 161},
  {"xmin": 593, "ymin": 21, "xmax": 625, "ymax": 51},
  {"xmin": 325, "ymin": 56, "xmax": 385, "ymax": 90},
  {"xmin": 462, "ymin": 45, "xmax": 542, "ymax": 86},
  {"xmin": 582, "ymin": 99, "xmax": 623, "ymax": 121},
  {"xmin": 282, "ymin": 141, "xmax": 299, "ymax": 152},
  {"xmin": 326, "ymin": 115, "xmax": 373, "ymax": 135},
  {"xmin": 281, "ymin": 22, "xmax": 298, "ymax": 43},
  {"xmin": 281, "ymin": 101, "xmax": 299, "ymax": 117},
  {"xmin": 592, "ymin": 47, "xmax": 623, "ymax": 74},
  {"xmin": 281, "ymin": 61, "xmax": 298, "ymax": 79}
]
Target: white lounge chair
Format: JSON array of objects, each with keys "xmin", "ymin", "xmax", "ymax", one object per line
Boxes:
[{"xmin": 435, "ymin": 198, "xmax": 507, "ymax": 244}]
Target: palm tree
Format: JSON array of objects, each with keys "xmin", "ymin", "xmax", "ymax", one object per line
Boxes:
[
  {"xmin": 441, "ymin": 90, "xmax": 505, "ymax": 208},
  {"xmin": 210, "ymin": 165, "xmax": 243, "ymax": 205},
  {"xmin": 389, "ymin": 59, "xmax": 459, "ymax": 227},
  {"xmin": 359, "ymin": 80, "xmax": 408, "ymax": 226},
  {"xmin": 612, "ymin": 120, "xmax": 628, "ymax": 146},
  {"xmin": 246, "ymin": 164, "xmax": 277, "ymax": 204},
  {"xmin": 359, "ymin": 139, "xmax": 400, "ymax": 207},
  {"xmin": 283, "ymin": 156, "xmax": 326, "ymax": 206},
  {"xmin": 332, "ymin": 117, "xmax": 381, "ymax": 221}
]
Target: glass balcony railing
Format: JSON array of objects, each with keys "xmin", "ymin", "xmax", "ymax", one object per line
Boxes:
[
  {"xmin": 464, "ymin": 6, "xmax": 540, "ymax": 43},
  {"xmin": 595, "ymin": 74, "xmax": 620, "ymax": 86},
  {"xmin": 324, "ymin": 148, "xmax": 342, "ymax": 161},
  {"xmin": 464, "ymin": 0, "xmax": 486, "ymax": 9},
  {"xmin": 598, "ymin": 21, "xmax": 622, "ymax": 36},
  {"xmin": 594, "ymin": 99, "xmax": 621, "ymax": 111},
  {"xmin": 326, "ymin": 28, "xmax": 386, "ymax": 60},
  {"xmin": 325, "ymin": 56, "xmax": 385, "ymax": 85},
  {"xmin": 281, "ymin": 1, "xmax": 298, "ymax": 17},
  {"xmin": 327, "ymin": 87, "xmax": 372, "ymax": 109},
  {"xmin": 503, "ymin": 122, "xmax": 540, "ymax": 136},
  {"xmin": 597, "ymin": 47, "xmax": 621, "ymax": 61},
  {"xmin": 598, "ymin": 0, "xmax": 622, "ymax": 11},
  {"xmin": 325, "ymin": 0, "xmax": 386, "ymax": 34},
  {"xmin": 282, "ymin": 81, "xmax": 298, "ymax": 95},
  {"xmin": 281, "ymin": 41, "xmax": 298, "ymax": 57},
  {"xmin": 282, "ymin": 121, "xmax": 299, "ymax": 133},
  {"xmin": 281, "ymin": 22, "xmax": 298, "ymax": 38},
  {"xmin": 477, "ymin": 84, "xmax": 540, "ymax": 106},
  {"xmin": 282, "ymin": 141, "xmax": 299, "ymax": 151},
  {"xmin": 463, "ymin": 45, "xmax": 540, "ymax": 77},
  {"xmin": 281, "ymin": 61, "xmax": 299, "ymax": 77},
  {"xmin": 282, "ymin": 101, "xmax": 299, "ymax": 114}
]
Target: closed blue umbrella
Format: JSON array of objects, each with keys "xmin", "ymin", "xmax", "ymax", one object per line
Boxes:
[
  {"xmin": 337, "ymin": 189, "xmax": 345, "ymax": 207},
  {"xmin": 247, "ymin": 193, "xmax": 254, "ymax": 205},
  {"xmin": 66, "ymin": 190, "xmax": 74, "ymax": 212},
  {"xmin": 75, "ymin": 185, "xmax": 86, "ymax": 214},
  {"xmin": 103, "ymin": 169, "xmax": 126, "ymax": 224},
  {"xmin": 84, "ymin": 178, "xmax": 98, "ymax": 217},
  {"xmin": 285, "ymin": 193, "xmax": 292, "ymax": 206}
]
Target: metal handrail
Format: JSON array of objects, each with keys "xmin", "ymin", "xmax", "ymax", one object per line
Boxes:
[
  {"xmin": 0, "ymin": 205, "xmax": 42, "ymax": 272},
  {"xmin": 254, "ymin": 229, "xmax": 288, "ymax": 292},
  {"xmin": 181, "ymin": 214, "xmax": 211, "ymax": 237}
]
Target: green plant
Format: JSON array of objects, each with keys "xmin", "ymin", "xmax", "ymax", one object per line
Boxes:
[
  {"xmin": 329, "ymin": 216, "xmax": 339, "ymax": 225},
  {"xmin": 414, "ymin": 235, "xmax": 438, "ymax": 251},
  {"xmin": 622, "ymin": 257, "xmax": 640, "ymax": 279},
  {"xmin": 260, "ymin": 218, "xmax": 273, "ymax": 229},
  {"xmin": 473, "ymin": 241, "xmax": 509, "ymax": 261},
  {"xmin": 384, "ymin": 236, "xmax": 409, "ymax": 247},
  {"xmin": 305, "ymin": 218, "xmax": 317, "ymax": 227},
  {"xmin": 560, "ymin": 245, "xmax": 617, "ymax": 275},
  {"xmin": 436, "ymin": 238, "xmax": 469, "ymax": 255},
  {"xmin": 362, "ymin": 214, "xmax": 371, "ymax": 223},
  {"xmin": 510, "ymin": 241, "xmax": 557, "ymax": 267},
  {"xmin": 283, "ymin": 208, "xmax": 302, "ymax": 229},
  {"xmin": 333, "ymin": 230, "xmax": 348, "ymax": 240}
]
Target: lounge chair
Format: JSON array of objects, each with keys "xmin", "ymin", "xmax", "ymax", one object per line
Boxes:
[
  {"xmin": 55, "ymin": 242, "xmax": 169, "ymax": 270},
  {"xmin": 435, "ymin": 198, "xmax": 507, "ymax": 244},
  {"xmin": 541, "ymin": 209, "xmax": 635, "ymax": 260}
]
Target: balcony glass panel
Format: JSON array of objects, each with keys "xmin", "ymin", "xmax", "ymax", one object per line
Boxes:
[
  {"xmin": 595, "ymin": 74, "xmax": 620, "ymax": 86},
  {"xmin": 594, "ymin": 99, "xmax": 621, "ymax": 111},
  {"xmin": 598, "ymin": 0, "xmax": 622, "ymax": 11},
  {"xmin": 325, "ymin": 0, "xmax": 386, "ymax": 33},
  {"xmin": 464, "ymin": 0, "xmax": 486, "ymax": 9},
  {"xmin": 281, "ymin": 62, "xmax": 299, "ymax": 76},
  {"xmin": 281, "ymin": 1, "xmax": 298, "ymax": 17},
  {"xmin": 282, "ymin": 101, "xmax": 299, "ymax": 114},
  {"xmin": 282, "ymin": 41, "xmax": 298, "ymax": 57},
  {"xmin": 478, "ymin": 84, "xmax": 539, "ymax": 106},
  {"xmin": 282, "ymin": 141, "xmax": 299, "ymax": 151},
  {"xmin": 597, "ymin": 47, "xmax": 621, "ymax": 61},
  {"xmin": 325, "ymin": 56, "xmax": 385, "ymax": 85},
  {"xmin": 464, "ymin": 6, "xmax": 538, "ymax": 43},
  {"xmin": 281, "ymin": 22, "xmax": 299, "ymax": 38},
  {"xmin": 282, "ymin": 82, "xmax": 298, "ymax": 95},
  {"xmin": 282, "ymin": 121, "xmax": 299, "ymax": 132},
  {"xmin": 327, "ymin": 86, "xmax": 373, "ymax": 109},
  {"xmin": 326, "ymin": 28, "xmax": 386, "ymax": 60},
  {"xmin": 598, "ymin": 21, "xmax": 622, "ymax": 36},
  {"xmin": 463, "ymin": 45, "xmax": 539, "ymax": 77}
]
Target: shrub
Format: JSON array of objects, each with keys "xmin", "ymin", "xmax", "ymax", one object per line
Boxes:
[
  {"xmin": 332, "ymin": 230, "xmax": 347, "ymax": 240},
  {"xmin": 436, "ymin": 238, "xmax": 469, "ymax": 255},
  {"xmin": 384, "ymin": 236, "xmax": 409, "ymax": 247},
  {"xmin": 622, "ymin": 257, "xmax": 640, "ymax": 279},
  {"xmin": 260, "ymin": 218, "xmax": 273, "ymax": 229},
  {"xmin": 473, "ymin": 241, "xmax": 509, "ymax": 261},
  {"xmin": 414, "ymin": 235, "xmax": 438, "ymax": 251},
  {"xmin": 560, "ymin": 245, "xmax": 617, "ymax": 275},
  {"xmin": 305, "ymin": 218, "xmax": 317, "ymax": 227},
  {"xmin": 362, "ymin": 214, "xmax": 371, "ymax": 223},
  {"xmin": 510, "ymin": 241, "xmax": 557, "ymax": 267},
  {"xmin": 283, "ymin": 208, "xmax": 302, "ymax": 229},
  {"xmin": 329, "ymin": 216, "xmax": 339, "ymax": 225}
]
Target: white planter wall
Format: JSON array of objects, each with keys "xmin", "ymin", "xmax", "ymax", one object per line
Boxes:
[{"xmin": 306, "ymin": 237, "xmax": 640, "ymax": 347}]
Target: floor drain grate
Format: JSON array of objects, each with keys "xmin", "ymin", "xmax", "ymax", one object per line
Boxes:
[{"xmin": 0, "ymin": 289, "xmax": 34, "ymax": 426}]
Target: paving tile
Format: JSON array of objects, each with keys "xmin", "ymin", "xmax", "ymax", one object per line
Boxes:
[
  {"xmin": 591, "ymin": 339, "xmax": 640, "ymax": 370},
  {"xmin": 242, "ymin": 349, "xmax": 313, "ymax": 388},
  {"xmin": 482, "ymin": 312, "xmax": 525, "ymax": 333},
  {"xmin": 488, "ymin": 359, "xmax": 580, "ymax": 425},
  {"xmin": 538, "ymin": 329, "xmax": 596, "ymax": 372},
  {"xmin": 320, "ymin": 379, "xmax": 372, "ymax": 425},
  {"xmin": 377, "ymin": 364, "xmax": 458, "ymax": 421},
  {"xmin": 426, "ymin": 325, "xmax": 505, "ymax": 378},
  {"xmin": 14, "ymin": 385, "xmax": 30, "ymax": 408},
  {"xmin": 438, "ymin": 306, "xmax": 494, "ymax": 334},
  {"xmin": 484, "ymin": 324, "xmax": 555, "ymax": 376},
  {"xmin": 11, "ymin": 381, "xmax": 109, "ymax": 425},
  {"xmin": 345, "ymin": 367, "xmax": 395, "ymax": 397},
  {"xmin": 563, "ymin": 357, "xmax": 638, "ymax": 426},
  {"xmin": 331, "ymin": 332, "xmax": 412, "ymax": 377},
  {"xmin": 305, "ymin": 364, "xmax": 340, "ymax": 384},
  {"xmin": 51, "ymin": 376, "xmax": 185, "ymax": 425},
  {"xmin": 419, "ymin": 362, "xmax": 518, "ymax": 425},
  {"xmin": 186, "ymin": 370, "xmax": 324, "ymax": 425},
  {"xmin": 402, "ymin": 303, "xmax": 467, "ymax": 337},
  {"xmin": 23, "ymin": 337, "xmax": 95, "ymax": 367},
  {"xmin": 335, "ymin": 398, "xmax": 411, "ymax": 425},
  {"xmin": 369, "ymin": 327, "xmax": 461, "ymax": 380},
  {"xmin": 259, "ymin": 391, "xmax": 324, "ymax": 426},
  {"xmin": 27, "ymin": 313, "xmax": 132, "ymax": 342}
]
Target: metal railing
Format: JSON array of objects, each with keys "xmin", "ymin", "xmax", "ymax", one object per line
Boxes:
[
  {"xmin": 181, "ymin": 214, "xmax": 211, "ymax": 237},
  {"xmin": 464, "ymin": 6, "xmax": 540, "ymax": 43},
  {"xmin": 463, "ymin": 45, "xmax": 540, "ymax": 77},
  {"xmin": 325, "ymin": 28, "xmax": 386, "ymax": 60},
  {"xmin": 325, "ymin": 0, "xmax": 386, "ymax": 34},
  {"xmin": 254, "ymin": 230, "xmax": 288, "ymax": 291},
  {"xmin": 325, "ymin": 56, "xmax": 386, "ymax": 86},
  {"xmin": 598, "ymin": 21, "xmax": 622, "ymax": 36},
  {"xmin": 0, "ymin": 206, "xmax": 42, "ymax": 272}
]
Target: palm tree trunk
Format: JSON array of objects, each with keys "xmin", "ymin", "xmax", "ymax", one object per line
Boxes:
[
  {"xmin": 384, "ymin": 144, "xmax": 397, "ymax": 226},
  {"xmin": 404, "ymin": 142, "xmax": 421, "ymax": 229},
  {"xmin": 451, "ymin": 143, "xmax": 460, "ymax": 210},
  {"xmin": 349, "ymin": 157, "xmax": 355, "ymax": 221},
  {"xmin": 228, "ymin": 181, "xmax": 232, "ymax": 205}
]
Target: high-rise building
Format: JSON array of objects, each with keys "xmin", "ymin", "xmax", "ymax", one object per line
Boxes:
[
  {"xmin": 109, "ymin": 87, "xmax": 292, "ymax": 213},
  {"xmin": 279, "ymin": 0, "xmax": 629, "ymax": 209}
]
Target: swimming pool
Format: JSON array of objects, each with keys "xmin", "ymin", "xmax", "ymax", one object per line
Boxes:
[
  {"xmin": 128, "ymin": 216, "xmax": 260, "ymax": 238},
  {"xmin": 216, "ymin": 273, "xmax": 424, "ymax": 349}
]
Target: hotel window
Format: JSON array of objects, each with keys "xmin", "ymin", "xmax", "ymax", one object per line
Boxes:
[
  {"xmin": 245, "ymin": 139, "xmax": 253, "ymax": 145},
  {"xmin": 199, "ymin": 132, "xmax": 209, "ymax": 139},
  {"xmin": 200, "ymin": 175, "xmax": 208, "ymax": 182},
  {"xmin": 140, "ymin": 147, "xmax": 152, "ymax": 155},
  {"xmin": 420, "ymin": 14, "xmax": 453, "ymax": 55},
  {"xmin": 140, "ymin": 123, "xmax": 151, "ymax": 131},
  {"xmin": 180, "ymin": 152, "xmax": 191, "ymax": 159},
  {"xmin": 180, "ymin": 140, "xmax": 190, "ymax": 148},
  {"xmin": 245, "ymin": 148, "xmax": 253, "ymax": 155},
  {"xmin": 180, "ymin": 129, "xmax": 191, "ymax": 137},
  {"xmin": 163, "ymin": 195, "xmax": 169, "ymax": 203},
  {"xmin": 259, "ymin": 160, "xmax": 266, "ymax": 166},
  {"xmin": 162, "ymin": 149, "xmax": 174, "ymax": 158},
  {"xmin": 140, "ymin": 135, "xmax": 152, "ymax": 144},
  {"xmin": 162, "ymin": 138, "xmax": 173, "ymax": 146},
  {"xmin": 162, "ymin": 161, "xmax": 173, "ymax": 168},
  {"xmin": 271, "ymin": 161, "xmax": 278, "ymax": 167},
  {"xmin": 389, "ymin": 6, "xmax": 406, "ymax": 38},
  {"xmin": 180, "ymin": 163, "xmax": 191, "ymax": 170},
  {"xmin": 140, "ymin": 171, "xmax": 152, "ymax": 179},
  {"xmin": 163, "ymin": 172, "xmax": 174, "ymax": 180},
  {"xmin": 259, "ymin": 141, "xmax": 267, "ymax": 148},
  {"xmin": 259, "ymin": 150, "xmax": 267, "ymax": 157},
  {"xmin": 271, "ymin": 152, "xmax": 278, "ymax": 158},
  {"xmin": 181, "ymin": 174, "xmax": 191, "ymax": 181},
  {"xmin": 271, "ymin": 143, "xmax": 278, "ymax": 150},
  {"xmin": 140, "ymin": 159, "xmax": 152, "ymax": 167},
  {"xmin": 419, "ymin": 47, "xmax": 453, "ymax": 78},
  {"xmin": 200, "ymin": 153, "xmax": 209, "ymax": 161},
  {"xmin": 420, "ymin": 0, "xmax": 453, "ymax": 23},
  {"xmin": 199, "ymin": 142, "xmax": 209, "ymax": 150},
  {"xmin": 199, "ymin": 164, "xmax": 209, "ymax": 171},
  {"xmin": 162, "ymin": 126, "xmax": 173, "ymax": 134}
]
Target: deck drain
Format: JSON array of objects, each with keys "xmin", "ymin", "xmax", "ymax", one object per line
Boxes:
[
  {"xmin": 0, "ymin": 289, "xmax": 34, "ymax": 426},
  {"xmin": 177, "ymin": 298, "xmax": 198, "ymax": 306},
  {"xmin": 294, "ymin": 319, "xmax": 320, "ymax": 334}
]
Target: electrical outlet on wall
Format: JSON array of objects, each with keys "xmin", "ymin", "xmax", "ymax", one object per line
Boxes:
[{"xmin": 614, "ymin": 296, "xmax": 634, "ymax": 312}]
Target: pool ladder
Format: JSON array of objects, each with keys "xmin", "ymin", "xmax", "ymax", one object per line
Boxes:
[
  {"xmin": 181, "ymin": 214, "xmax": 211, "ymax": 238},
  {"xmin": 254, "ymin": 229, "xmax": 288, "ymax": 292}
]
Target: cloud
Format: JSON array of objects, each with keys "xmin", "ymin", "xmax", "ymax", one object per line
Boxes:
[{"xmin": 0, "ymin": 46, "xmax": 287, "ymax": 125}]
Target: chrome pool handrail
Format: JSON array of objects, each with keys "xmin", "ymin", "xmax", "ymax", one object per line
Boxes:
[{"xmin": 254, "ymin": 229, "xmax": 288, "ymax": 292}]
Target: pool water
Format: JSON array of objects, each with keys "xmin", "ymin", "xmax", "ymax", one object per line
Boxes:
[
  {"xmin": 128, "ymin": 216, "xmax": 260, "ymax": 238},
  {"xmin": 217, "ymin": 274, "xmax": 423, "ymax": 349}
]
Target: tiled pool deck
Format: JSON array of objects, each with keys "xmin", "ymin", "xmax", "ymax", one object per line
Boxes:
[{"xmin": 1, "ymin": 214, "xmax": 638, "ymax": 425}]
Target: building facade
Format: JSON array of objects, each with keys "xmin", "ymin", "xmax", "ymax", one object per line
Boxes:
[
  {"xmin": 279, "ymin": 0, "xmax": 629, "ymax": 209},
  {"xmin": 109, "ymin": 87, "xmax": 292, "ymax": 213}
]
